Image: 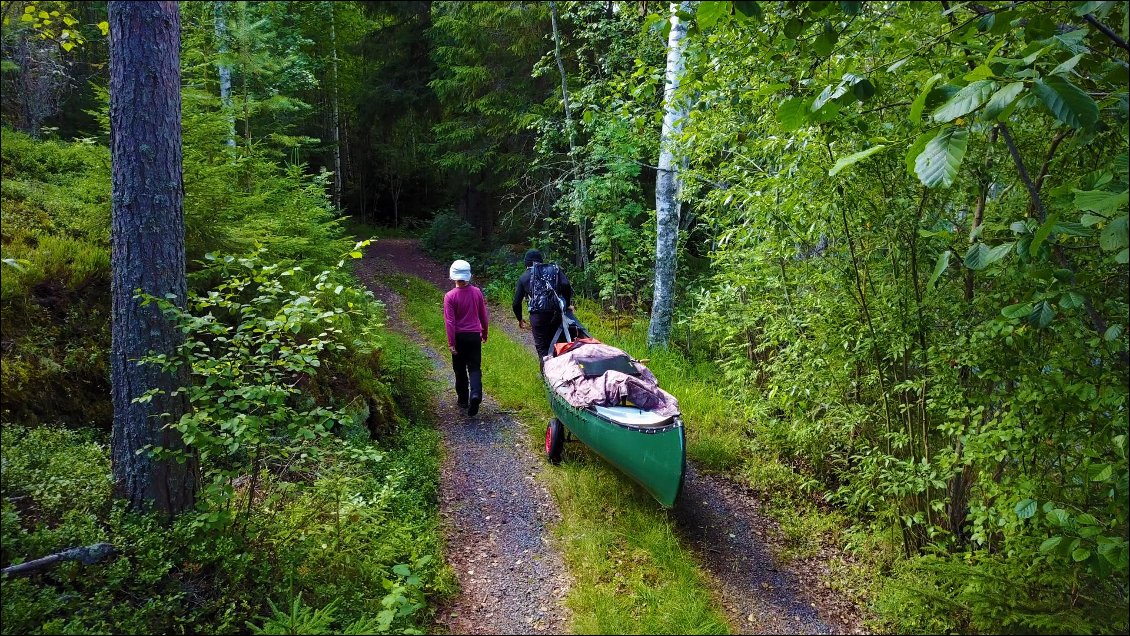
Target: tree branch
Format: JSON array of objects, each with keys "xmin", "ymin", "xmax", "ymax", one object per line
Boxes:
[
  {"xmin": 1033, "ymin": 130, "xmax": 1069, "ymax": 195},
  {"xmin": 1083, "ymin": 13, "xmax": 1130, "ymax": 53},
  {"xmin": 998, "ymin": 123, "xmax": 1127, "ymax": 367},
  {"xmin": 2, "ymin": 543, "xmax": 117, "ymax": 578}
]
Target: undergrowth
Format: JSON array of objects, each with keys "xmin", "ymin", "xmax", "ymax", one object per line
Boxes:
[{"xmin": 1, "ymin": 256, "xmax": 454, "ymax": 635}]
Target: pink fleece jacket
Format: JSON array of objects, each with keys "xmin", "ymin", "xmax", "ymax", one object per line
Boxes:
[{"xmin": 443, "ymin": 284, "xmax": 489, "ymax": 349}]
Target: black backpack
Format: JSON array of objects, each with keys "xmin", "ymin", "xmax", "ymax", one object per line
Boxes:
[{"xmin": 527, "ymin": 262, "xmax": 561, "ymax": 314}]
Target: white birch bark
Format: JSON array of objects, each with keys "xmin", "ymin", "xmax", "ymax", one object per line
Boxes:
[
  {"xmin": 214, "ymin": 1, "xmax": 235, "ymax": 147},
  {"xmin": 647, "ymin": 1, "xmax": 692, "ymax": 349}
]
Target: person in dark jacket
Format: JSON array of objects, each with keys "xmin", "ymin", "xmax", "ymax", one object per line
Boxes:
[{"xmin": 512, "ymin": 249, "xmax": 573, "ymax": 359}]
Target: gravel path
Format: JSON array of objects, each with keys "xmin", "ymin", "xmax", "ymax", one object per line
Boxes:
[
  {"xmin": 358, "ymin": 239, "xmax": 865, "ymax": 635},
  {"xmin": 355, "ymin": 242, "xmax": 571, "ymax": 635}
]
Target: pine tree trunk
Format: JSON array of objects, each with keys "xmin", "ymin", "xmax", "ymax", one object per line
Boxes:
[
  {"xmin": 215, "ymin": 1, "xmax": 235, "ymax": 147},
  {"xmin": 329, "ymin": 1, "xmax": 343, "ymax": 211},
  {"xmin": 549, "ymin": 0, "xmax": 587, "ymax": 269},
  {"xmin": 647, "ymin": 1, "xmax": 692, "ymax": 349},
  {"xmin": 108, "ymin": 0, "xmax": 196, "ymax": 516}
]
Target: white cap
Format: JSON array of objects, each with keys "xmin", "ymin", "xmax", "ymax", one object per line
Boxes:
[{"xmin": 449, "ymin": 259, "xmax": 472, "ymax": 281}]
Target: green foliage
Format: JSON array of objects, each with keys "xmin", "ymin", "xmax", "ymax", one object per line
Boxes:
[
  {"xmin": 528, "ymin": 0, "xmax": 1129, "ymax": 631},
  {"xmin": 0, "ymin": 112, "xmax": 349, "ymax": 427},
  {"xmin": 136, "ymin": 248, "xmax": 380, "ymax": 529},
  {"xmin": 1, "ymin": 266, "xmax": 450, "ymax": 634},
  {"xmin": 420, "ymin": 210, "xmax": 476, "ymax": 261}
]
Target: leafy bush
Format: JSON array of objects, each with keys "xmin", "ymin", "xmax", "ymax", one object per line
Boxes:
[
  {"xmin": 1, "ymin": 253, "xmax": 451, "ymax": 635},
  {"xmin": 421, "ymin": 210, "xmax": 476, "ymax": 261}
]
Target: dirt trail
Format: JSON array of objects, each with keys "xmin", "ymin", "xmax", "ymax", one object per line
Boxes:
[
  {"xmin": 355, "ymin": 242, "xmax": 571, "ymax": 635},
  {"xmin": 359, "ymin": 239, "xmax": 864, "ymax": 635}
]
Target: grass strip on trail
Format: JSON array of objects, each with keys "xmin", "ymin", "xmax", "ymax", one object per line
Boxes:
[{"xmin": 381, "ymin": 273, "xmax": 730, "ymax": 635}]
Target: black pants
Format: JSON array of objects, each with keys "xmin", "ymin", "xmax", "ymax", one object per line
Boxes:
[
  {"xmin": 451, "ymin": 332, "xmax": 482, "ymax": 404},
  {"xmin": 529, "ymin": 311, "xmax": 561, "ymax": 359}
]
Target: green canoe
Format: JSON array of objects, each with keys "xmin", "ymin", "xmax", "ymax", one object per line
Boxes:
[{"xmin": 544, "ymin": 380, "xmax": 686, "ymax": 508}]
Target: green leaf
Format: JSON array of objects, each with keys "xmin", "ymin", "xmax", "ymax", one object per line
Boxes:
[
  {"xmin": 851, "ymin": 78, "xmax": 875, "ymax": 101},
  {"xmin": 392, "ymin": 563, "xmax": 412, "ymax": 577},
  {"xmin": 1025, "ymin": 14, "xmax": 1056, "ymax": 41},
  {"xmin": 829, "ymin": 145, "xmax": 888, "ymax": 176},
  {"xmin": 1117, "ymin": 248, "xmax": 1129, "ymax": 263},
  {"xmin": 1034, "ymin": 76, "xmax": 1099, "ymax": 129},
  {"xmin": 1007, "ymin": 302, "xmax": 1035, "ymax": 320},
  {"xmin": 910, "ymin": 73, "xmax": 944, "ymax": 124},
  {"xmin": 1104, "ymin": 324, "xmax": 1123, "ymax": 341},
  {"xmin": 813, "ymin": 23, "xmax": 838, "ymax": 56},
  {"xmin": 1031, "ymin": 212, "xmax": 1060, "ymax": 256},
  {"xmin": 916, "ymin": 127, "xmax": 968, "ymax": 188},
  {"xmin": 1115, "ymin": 153, "xmax": 1128, "ymax": 178},
  {"xmin": 905, "ymin": 131, "xmax": 933, "ymax": 177},
  {"xmin": 1040, "ymin": 536, "xmax": 1064, "ymax": 553},
  {"xmin": 1073, "ymin": 1, "xmax": 1108, "ymax": 16},
  {"xmin": 1072, "ymin": 548, "xmax": 1091, "ymax": 562},
  {"xmin": 783, "ymin": 17, "xmax": 805, "ymax": 38},
  {"xmin": 1090, "ymin": 464, "xmax": 1113, "ymax": 482},
  {"xmin": 812, "ymin": 81, "xmax": 848, "ymax": 111},
  {"xmin": 734, "ymin": 1, "xmax": 761, "ymax": 20},
  {"xmin": 1051, "ymin": 53, "xmax": 1084, "ymax": 76},
  {"xmin": 697, "ymin": 1, "xmax": 728, "ymax": 29},
  {"xmin": 964, "ymin": 243, "xmax": 988, "ymax": 269},
  {"xmin": 1047, "ymin": 508, "xmax": 1070, "ymax": 526},
  {"xmin": 933, "ymin": 80, "xmax": 996, "ymax": 122},
  {"xmin": 1015, "ymin": 498, "xmax": 1037, "ymax": 519},
  {"xmin": 778, "ymin": 96, "xmax": 809, "ymax": 131},
  {"xmin": 1029, "ymin": 300, "xmax": 1055, "ymax": 328},
  {"xmin": 1075, "ymin": 189, "xmax": 1129, "ymax": 213},
  {"xmin": 963, "ymin": 64, "xmax": 994, "ymax": 81},
  {"xmin": 1100, "ymin": 215, "xmax": 1128, "ymax": 251},
  {"xmin": 927, "ymin": 250, "xmax": 952, "ymax": 289},
  {"xmin": 839, "ymin": 1, "xmax": 862, "ymax": 15},
  {"xmin": 982, "ymin": 82, "xmax": 1026, "ymax": 120}
]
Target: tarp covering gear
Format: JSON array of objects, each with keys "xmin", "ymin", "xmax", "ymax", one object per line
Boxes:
[{"xmin": 542, "ymin": 341, "xmax": 680, "ymax": 418}]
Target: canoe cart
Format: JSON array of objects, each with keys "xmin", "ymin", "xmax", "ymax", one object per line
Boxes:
[{"xmin": 542, "ymin": 306, "xmax": 686, "ymax": 508}]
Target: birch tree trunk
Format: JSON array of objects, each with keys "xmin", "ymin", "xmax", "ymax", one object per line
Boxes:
[
  {"xmin": 647, "ymin": 1, "xmax": 692, "ymax": 349},
  {"xmin": 215, "ymin": 1, "xmax": 235, "ymax": 147},
  {"xmin": 108, "ymin": 0, "xmax": 196, "ymax": 516},
  {"xmin": 329, "ymin": 0, "xmax": 343, "ymax": 211}
]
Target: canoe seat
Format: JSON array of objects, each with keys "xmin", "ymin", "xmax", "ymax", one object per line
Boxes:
[{"xmin": 591, "ymin": 405, "xmax": 673, "ymax": 427}]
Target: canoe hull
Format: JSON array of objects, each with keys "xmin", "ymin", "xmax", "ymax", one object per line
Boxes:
[{"xmin": 545, "ymin": 383, "xmax": 685, "ymax": 508}]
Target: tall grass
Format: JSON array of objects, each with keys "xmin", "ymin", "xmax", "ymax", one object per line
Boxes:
[{"xmin": 381, "ymin": 274, "xmax": 731, "ymax": 635}]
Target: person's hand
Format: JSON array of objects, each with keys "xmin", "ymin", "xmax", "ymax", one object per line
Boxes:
[
  {"xmin": 449, "ymin": 345, "xmax": 458, "ymax": 354},
  {"xmin": 518, "ymin": 319, "xmax": 527, "ymax": 330},
  {"xmin": 567, "ymin": 305, "xmax": 575, "ymax": 312},
  {"xmin": 481, "ymin": 334, "xmax": 487, "ymax": 343}
]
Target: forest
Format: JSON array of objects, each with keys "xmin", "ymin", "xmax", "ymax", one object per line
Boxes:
[{"xmin": 0, "ymin": 1, "xmax": 1127, "ymax": 634}]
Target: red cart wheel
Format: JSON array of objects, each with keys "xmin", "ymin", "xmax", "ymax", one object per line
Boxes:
[{"xmin": 545, "ymin": 418, "xmax": 564, "ymax": 464}]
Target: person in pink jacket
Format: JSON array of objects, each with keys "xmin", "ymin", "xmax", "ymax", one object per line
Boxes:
[{"xmin": 444, "ymin": 259, "xmax": 489, "ymax": 416}]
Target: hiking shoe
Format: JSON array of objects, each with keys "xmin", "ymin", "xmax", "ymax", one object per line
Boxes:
[{"xmin": 467, "ymin": 395, "xmax": 481, "ymax": 417}]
